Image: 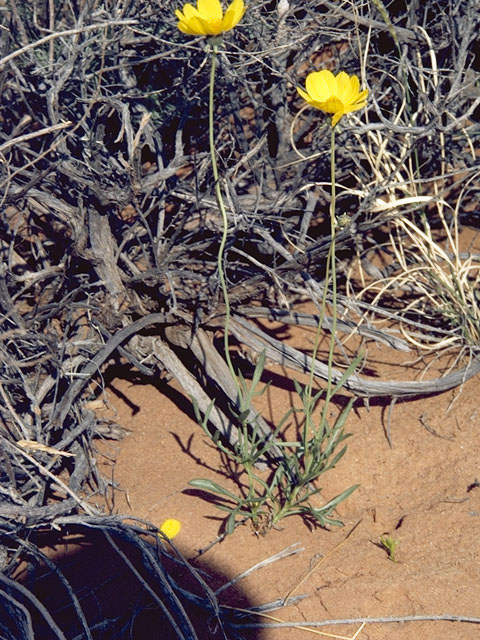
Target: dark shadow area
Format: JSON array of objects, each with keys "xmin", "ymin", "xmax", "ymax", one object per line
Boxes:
[
  {"xmin": 2, "ymin": 524, "xmax": 264, "ymax": 640},
  {"xmin": 102, "ymin": 361, "xmax": 198, "ymax": 425}
]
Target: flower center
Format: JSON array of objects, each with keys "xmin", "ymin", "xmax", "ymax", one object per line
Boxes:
[
  {"xmin": 321, "ymin": 97, "xmax": 344, "ymax": 114},
  {"xmin": 206, "ymin": 17, "xmax": 223, "ymax": 29}
]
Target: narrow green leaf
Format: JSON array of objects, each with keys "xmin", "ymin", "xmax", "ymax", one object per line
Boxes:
[
  {"xmin": 250, "ymin": 349, "xmax": 266, "ymax": 390},
  {"xmin": 188, "ymin": 478, "xmax": 239, "ymax": 501},
  {"xmin": 226, "ymin": 509, "xmax": 239, "ymax": 534},
  {"xmin": 319, "ymin": 484, "xmax": 359, "ymax": 513},
  {"xmin": 237, "ymin": 409, "xmax": 251, "ymax": 424}
]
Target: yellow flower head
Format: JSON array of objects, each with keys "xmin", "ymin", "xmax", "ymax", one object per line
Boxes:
[
  {"xmin": 297, "ymin": 69, "xmax": 368, "ymax": 127},
  {"xmin": 175, "ymin": 0, "xmax": 246, "ymax": 36},
  {"xmin": 159, "ymin": 518, "xmax": 181, "ymax": 539}
]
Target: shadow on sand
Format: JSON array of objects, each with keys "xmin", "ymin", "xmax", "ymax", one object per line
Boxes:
[{"xmin": 2, "ymin": 523, "xmax": 263, "ymax": 640}]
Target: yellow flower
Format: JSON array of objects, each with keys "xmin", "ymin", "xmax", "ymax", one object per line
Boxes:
[
  {"xmin": 297, "ymin": 69, "xmax": 368, "ymax": 127},
  {"xmin": 159, "ymin": 518, "xmax": 181, "ymax": 539},
  {"xmin": 175, "ymin": 0, "xmax": 246, "ymax": 36}
]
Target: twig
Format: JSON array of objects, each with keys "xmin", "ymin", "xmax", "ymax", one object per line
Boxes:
[
  {"xmin": 0, "ymin": 121, "xmax": 73, "ymax": 154},
  {"xmin": 231, "ymin": 613, "xmax": 480, "ymax": 630},
  {"xmin": 215, "ymin": 543, "xmax": 304, "ymax": 596},
  {"xmin": 2, "ymin": 437, "xmax": 99, "ymax": 517},
  {"xmin": 283, "ymin": 520, "xmax": 362, "ymax": 605},
  {"xmin": 0, "ymin": 20, "xmax": 138, "ymax": 69}
]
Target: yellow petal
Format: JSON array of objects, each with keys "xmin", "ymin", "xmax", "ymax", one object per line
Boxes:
[
  {"xmin": 331, "ymin": 112, "xmax": 344, "ymax": 127},
  {"xmin": 197, "ymin": 0, "xmax": 223, "ymax": 22},
  {"xmin": 348, "ymin": 74, "xmax": 360, "ymax": 98},
  {"xmin": 176, "ymin": 3, "xmax": 211, "ymax": 34},
  {"xmin": 354, "ymin": 88, "xmax": 369, "ymax": 106},
  {"xmin": 336, "ymin": 71, "xmax": 352, "ymax": 103},
  {"xmin": 323, "ymin": 69, "xmax": 337, "ymax": 95},
  {"xmin": 344, "ymin": 98, "xmax": 368, "ymax": 116},
  {"xmin": 179, "ymin": 16, "xmax": 209, "ymax": 35},
  {"xmin": 183, "ymin": 3, "xmax": 202, "ymax": 19},
  {"xmin": 344, "ymin": 75, "xmax": 360, "ymax": 105},
  {"xmin": 343, "ymin": 104, "xmax": 361, "ymax": 116},
  {"xmin": 177, "ymin": 21, "xmax": 194, "ymax": 34},
  {"xmin": 297, "ymin": 85, "xmax": 313, "ymax": 104},
  {"xmin": 160, "ymin": 518, "xmax": 181, "ymax": 539},
  {"xmin": 305, "ymin": 70, "xmax": 334, "ymax": 102},
  {"xmin": 222, "ymin": 0, "xmax": 246, "ymax": 31}
]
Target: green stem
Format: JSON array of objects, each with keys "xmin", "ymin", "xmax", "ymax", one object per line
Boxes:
[
  {"xmin": 325, "ymin": 125, "xmax": 337, "ymax": 405},
  {"xmin": 303, "ymin": 126, "xmax": 337, "ymax": 453},
  {"xmin": 208, "ymin": 42, "xmax": 239, "ymax": 396}
]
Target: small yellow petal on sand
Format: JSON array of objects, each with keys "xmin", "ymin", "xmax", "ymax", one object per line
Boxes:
[{"xmin": 159, "ymin": 518, "xmax": 182, "ymax": 539}]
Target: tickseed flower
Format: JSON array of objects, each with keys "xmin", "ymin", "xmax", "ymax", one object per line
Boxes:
[
  {"xmin": 175, "ymin": 0, "xmax": 246, "ymax": 36},
  {"xmin": 159, "ymin": 518, "xmax": 181, "ymax": 539},
  {"xmin": 297, "ymin": 69, "xmax": 368, "ymax": 127}
]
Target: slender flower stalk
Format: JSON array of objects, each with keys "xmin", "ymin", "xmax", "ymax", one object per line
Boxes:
[
  {"xmin": 303, "ymin": 126, "xmax": 337, "ymax": 440},
  {"xmin": 208, "ymin": 44, "xmax": 237, "ymax": 383},
  {"xmin": 324, "ymin": 126, "xmax": 338, "ymax": 406},
  {"xmin": 175, "ymin": 1, "xmax": 246, "ymax": 392},
  {"xmin": 298, "ymin": 69, "xmax": 368, "ymax": 456}
]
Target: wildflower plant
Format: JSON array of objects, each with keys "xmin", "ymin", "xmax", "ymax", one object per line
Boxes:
[
  {"xmin": 190, "ymin": 353, "xmax": 360, "ymax": 534},
  {"xmin": 296, "ymin": 68, "xmax": 368, "ymax": 429},
  {"xmin": 180, "ymin": 13, "xmax": 368, "ymax": 531}
]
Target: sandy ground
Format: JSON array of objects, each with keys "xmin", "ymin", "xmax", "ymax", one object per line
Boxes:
[{"xmin": 92, "ymin": 306, "xmax": 480, "ymax": 640}]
